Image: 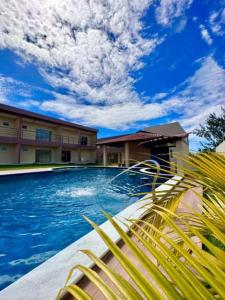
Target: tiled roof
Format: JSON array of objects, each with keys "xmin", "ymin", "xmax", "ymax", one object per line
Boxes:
[{"xmin": 97, "ymin": 131, "xmax": 189, "ymax": 145}]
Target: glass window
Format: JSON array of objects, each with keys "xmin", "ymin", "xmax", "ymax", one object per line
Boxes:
[
  {"xmin": 35, "ymin": 150, "xmax": 52, "ymax": 163},
  {"xmin": 0, "ymin": 146, "xmax": 7, "ymax": 152},
  {"xmin": 36, "ymin": 128, "xmax": 52, "ymax": 142},
  {"xmin": 80, "ymin": 136, "xmax": 88, "ymax": 145},
  {"xmin": 2, "ymin": 121, "xmax": 9, "ymax": 127}
]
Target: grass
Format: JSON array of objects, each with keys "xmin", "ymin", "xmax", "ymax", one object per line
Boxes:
[
  {"xmin": 0, "ymin": 163, "xmax": 113, "ymax": 171},
  {"xmin": 0, "ymin": 164, "xmax": 77, "ymax": 171}
]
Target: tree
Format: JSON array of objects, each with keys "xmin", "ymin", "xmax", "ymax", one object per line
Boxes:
[
  {"xmin": 194, "ymin": 106, "xmax": 225, "ymax": 151},
  {"xmin": 58, "ymin": 154, "xmax": 225, "ymax": 300}
]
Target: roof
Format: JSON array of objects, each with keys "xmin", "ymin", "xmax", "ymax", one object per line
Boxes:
[
  {"xmin": 0, "ymin": 103, "xmax": 97, "ymax": 133},
  {"xmin": 140, "ymin": 132, "xmax": 188, "ymax": 145},
  {"xmin": 144, "ymin": 122, "xmax": 186, "ymax": 136},
  {"xmin": 97, "ymin": 133, "xmax": 129, "ymax": 143},
  {"xmin": 97, "ymin": 132, "xmax": 159, "ymax": 144},
  {"xmin": 97, "ymin": 131, "xmax": 188, "ymax": 145}
]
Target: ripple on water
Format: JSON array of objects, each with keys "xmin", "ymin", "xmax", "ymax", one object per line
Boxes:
[
  {"xmin": 0, "ymin": 168, "xmax": 152, "ymax": 291},
  {"xmin": 56, "ymin": 187, "xmax": 96, "ymax": 198}
]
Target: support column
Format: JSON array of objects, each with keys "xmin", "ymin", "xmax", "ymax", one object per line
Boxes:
[
  {"xmin": 15, "ymin": 117, "xmax": 22, "ymax": 164},
  {"xmin": 102, "ymin": 145, "xmax": 107, "ymax": 166},
  {"xmin": 55, "ymin": 146, "xmax": 62, "ymax": 163},
  {"xmin": 117, "ymin": 152, "xmax": 121, "ymax": 166},
  {"xmin": 124, "ymin": 142, "xmax": 129, "ymax": 167},
  {"xmin": 15, "ymin": 144, "xmax": 21, "ymax": 164},
  {"xmin": 78, "ymin": 149, "xmax": 82, "ymax": 163}
]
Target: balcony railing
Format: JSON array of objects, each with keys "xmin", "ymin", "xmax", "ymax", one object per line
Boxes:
[
  {"xmin": 0, "ymin": 126, "xmax": 95, "ymax": 147},
  {"xmin": 21, "ymin": 129, "xmax": 61, "ymax": 143},
  {"xmin": 0, "ymin": 126, "xmax": 18, "ymax": 138}
]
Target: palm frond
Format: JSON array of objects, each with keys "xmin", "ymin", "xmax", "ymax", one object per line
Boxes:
[{"xmin": 58, "ymin": 153, "xmax": 225, "ymax": 300}]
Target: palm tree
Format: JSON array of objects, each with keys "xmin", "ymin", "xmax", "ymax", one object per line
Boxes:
[{"xmin": 58, "ymin": 153, "xmax": 225, "ymax": 299}]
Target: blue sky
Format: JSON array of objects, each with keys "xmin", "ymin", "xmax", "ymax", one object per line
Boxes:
[{"xmin": 0, "ymin": 0, "xmax": 225, "ymax": 150}]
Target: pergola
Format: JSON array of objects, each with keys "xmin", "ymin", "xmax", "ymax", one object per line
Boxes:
[{"xmin": 97, "ymin": 131, "xmax": 188, "ymax": 167}]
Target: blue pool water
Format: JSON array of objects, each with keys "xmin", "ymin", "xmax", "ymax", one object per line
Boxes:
[{"xmin": 0, "ymin": 167, "xmax": 152, "ymax": 290}]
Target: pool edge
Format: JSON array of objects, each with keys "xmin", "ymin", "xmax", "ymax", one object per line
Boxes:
[{"xmin": 0, "ymin": 175, "xmax": 181, "ymax": 300}]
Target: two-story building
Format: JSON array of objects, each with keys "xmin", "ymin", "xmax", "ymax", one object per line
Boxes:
[{"xmin": 0, "ymin": 103, "xmax": 97, "ymax": 164}]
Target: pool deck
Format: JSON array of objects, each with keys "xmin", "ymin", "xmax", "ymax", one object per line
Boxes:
[
  {"xmin": 74, "ymin": 186, "xmax": 202, "ymax": 300},
  {"xmin": 0, "ymin": 168, "xmax": 53, "ymax": 176},
  {"xmin": 0, "ymin": 176, "xmax": 181, "ymax": 300}
]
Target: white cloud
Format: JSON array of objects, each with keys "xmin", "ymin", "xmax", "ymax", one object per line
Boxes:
[
  {"xmin": 41, "ymin": 96, "xmax": 166, "ymax": 129},
  {"xmin": 0, "ymin": 74, "xmax": 51, "ymax": 103},
  {"xmin": 175, "ymin": 18, "xmax": 188, "ymax": 32},
  {"xmin": 41, "ymin": 56, "xmax": 225, "ymax": 130},
  {"xmin": 199, "ymin": 24, "xmax": 213, "ymax": 45},
  {"xmin": 163, "ymin": 56, "xmax": 225, "ymax": 132},
  {"xmin": 0, "ymin": 0, "xmax": 224, "ymax": 138},
  {"xmin": 0, "ymin": 75, "xmax": 31, "ymax": 104},
  {"xmin": 0, "ymin": 0, "xmax": 158, "ymax": 107},
  {"xmin": 0, "ymin": 0, "xmax": 172, "ymax": 129},
  {"xmin": 1, "ymin": 56, "xmax": 224, "ymax": 133},
  {"xmin": 210, "ymin": 7, "xmax": 225, "ymax": 36},
  {"xmin": 0, "ymin": 74, "xmax": 166, "ymax": 129},
  {"xmin": 155, "ymin": 0, "xmax": 192, "ymax": 26}
]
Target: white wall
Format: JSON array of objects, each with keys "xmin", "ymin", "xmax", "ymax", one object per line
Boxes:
[{"xmin": 216, "ymin": 141, "xmax": 225, "ymax": 155}]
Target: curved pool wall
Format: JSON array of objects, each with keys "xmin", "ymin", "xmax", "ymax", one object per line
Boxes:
[{"xmin": 0, "ymin": 167, "xmax": 159, "ymax": 291}]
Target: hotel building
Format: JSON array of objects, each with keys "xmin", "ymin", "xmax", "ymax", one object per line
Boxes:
[{"xmin": 0, "ymin": 103, "xmax": 97, "ymax": 164}]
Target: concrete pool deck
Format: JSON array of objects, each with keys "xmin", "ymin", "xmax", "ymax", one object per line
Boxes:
[
  {"xmin": 0, "ymin": 168, "xmax": 53, "ymax": 176},
  {"xmin": 75, "ymin": 185, "xmax": 202, "ymax": 300},
  {"xmin": 0, "ymin": 175, "xmax": 180, "ymax": 300}
]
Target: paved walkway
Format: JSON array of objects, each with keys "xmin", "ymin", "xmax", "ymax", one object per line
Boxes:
[{"xmin": 0, "ymin": 168, "xmax": 53, "ymax": 176}]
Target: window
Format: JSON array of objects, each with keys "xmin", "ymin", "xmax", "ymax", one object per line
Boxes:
[
  {"xmin": 22, "ymin": 125, "xmax": 27, "ymax": 129},
  {"xmin": 2, "ymin": 121, "xmax": 9, "ymax": 127},
  {"xmin": 36, "ymin": 128, "xmax": 52, "ymax": 142},
  {"xmin": 184, "ymin": 136, "xmax": 189, "ymax": 144},
  {"xmin": 0, "ymin": 146, "xmax": 7, "ymax": 152},
  {"xmin": 22, "ymin": 147, "xmax": 28, "ymax": 152},
  {"xmin": 80, "ymin": 136, "xmax": 88, "ymax": 145},
  {"xmin": 35, "ymin": 150, "xmax": 52, "ymax": 163},
  {"xmin": 61, "ymin": 150, "xmax": 71, "ymax": 162}
]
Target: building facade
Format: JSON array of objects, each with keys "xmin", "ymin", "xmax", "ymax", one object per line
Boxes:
[
  {"xmin": 216, "ymin": 140, "xmax": 225, "ymax": 156},
  {"xmin": 0, "ymin": 103, "xmax": 97, "ymax": 164},
  {"xmin": 97, "ymin": 122, "xmax": 189, "ymax": 172}
]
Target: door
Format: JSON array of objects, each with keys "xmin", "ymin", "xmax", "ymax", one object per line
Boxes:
[
  {"xmin": 151, "ymin": 146, "xmax": 170, "ymax": 169},
  {"xmin": 35, "ymin": 150, "xmax": 52, "ymax": 163},
  {"xmin": 61, "ymin": 150, "xmax": 71, "ymax": 162}
]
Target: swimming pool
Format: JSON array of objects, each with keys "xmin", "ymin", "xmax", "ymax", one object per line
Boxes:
[{"xmin": 0, "ymin": 167, "xmax": 153, "ymax": 290}]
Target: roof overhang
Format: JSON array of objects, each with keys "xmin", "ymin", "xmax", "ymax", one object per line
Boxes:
[
  {"xmin": 0, "ymin": 103, "xmax": 97, "ymax": 133},
  {"xmin": 97, "ymin": 132, "xmax": 189, "ymax": 146}
]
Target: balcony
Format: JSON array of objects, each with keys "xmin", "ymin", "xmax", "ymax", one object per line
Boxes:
[
  {"xmin": 0, "ymin": 126, "xmax": 19, "ymax": 143},
  {"xmin": 21, "ymin": 129, "xmax": 61, "ymax": 146},
  {"xmin": 0, "ymin": 126, "xmax": 96, "ymax": 149}
]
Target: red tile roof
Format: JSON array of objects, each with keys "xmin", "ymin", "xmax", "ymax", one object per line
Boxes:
[{"xmin": 97, "ymin": 131, "xmax": 188, "ymax": 145}]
